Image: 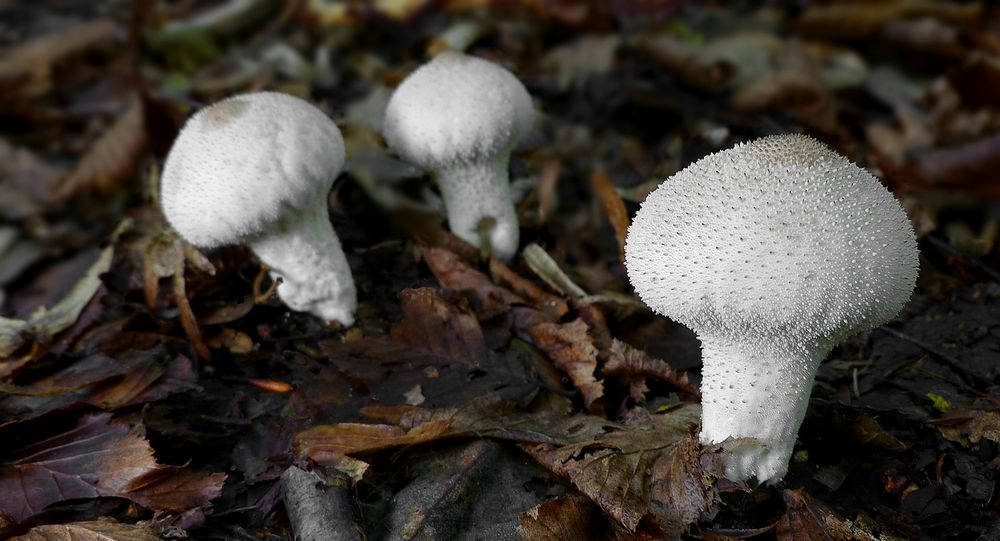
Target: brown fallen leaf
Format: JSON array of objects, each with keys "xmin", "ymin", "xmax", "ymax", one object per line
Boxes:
[
  {"xmin": 901, "ymin": 134, "xmax": 1000, "ymax": 197},
  {"xmin": 123, "ymin": 466, "xmax": 226, "ymax": 512},
  {"xmin": 589, "ymin": 170, "xmax": 629, "ymax": 262},
  {"xmin": 489, "ymin": 257, "xmax": 569, "ymax": 319},
  {"xmin": 635, "ymin": 34, "xmax": 733, "ymax": 92},
  {"xmin": 423, "ymin": 247, "xmax": 524, "ymax": 319},
  {"xmin": 521, "ymin": 405, "xmax": 710, "ymax": 535},
  {"xmin": 0, "ymin": 413, "xmax": 224, "ymax": 525},
  {"xmin": 295, "ymin": 397, "xmax": 620, "ymax": 464},
  {"xmin": 775, "ymin": 489, "xmax": 887, "ymax": 541},
  {"xmin": 518, "ymin": 494, "xmax": 601, "ymax": 541},
  {"xmin": 55, "ymin": 93, "xmax": 147, "ymax": 200},
  {"xmin": 524, "ymin": 319, "xmax": 604, "ymax": 412},
  {"xmin": 931, "ymin": 399, "xmax": 1000, "ymax": 447},
  {"xmin": 0, "ymin": 140, "xmax": 64, "ymax": 220},
  {"xmin": 10, "ymin": 518, "xmax": 159, "ymax": 541},
  {"xmin": 0, "ymin": 19, "xmax": 118, "ymax": 98},
  {"xmin": 0, "ymin": 348, "xmax": 198, "ymax": 419},
  {"xmin": 390, "ymin": 287, "xmax": 489, "ymax": 365},
  {"xmin": 603, "ymin": 339, "xmax": 700, "ymax": 402},
  {"xmin": 795, "ymin": 1, "xmax": 981, "ymax": 40}
]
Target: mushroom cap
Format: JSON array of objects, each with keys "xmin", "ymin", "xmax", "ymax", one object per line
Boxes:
[
  {"xmin": 625, "ymin": 134, "xmax": 918, "ymax": 345},
  {"xmin": 161, "ymin": 92, "xmax": 346, "ymax": 248},
  {"xmin": 382, "ymin": 51, "xmax": 534, "ymax": 171}
]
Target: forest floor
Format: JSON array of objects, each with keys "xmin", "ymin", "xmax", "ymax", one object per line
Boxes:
[{"xmin": 1, "ymin": 1, "xmax": 999, "ymax": 540}]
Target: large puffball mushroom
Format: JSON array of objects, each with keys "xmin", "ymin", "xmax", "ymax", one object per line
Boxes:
[
  {"xmin": 382, "ymin": 51, "xmax": 534, "ymax": 261},
  {"xmin": 161, "ymin": 91, "xmax": 358, "ymax": 326},
  {"xmin": 625, "ymin": 134, "xmax": 918, "ymax": 483}
]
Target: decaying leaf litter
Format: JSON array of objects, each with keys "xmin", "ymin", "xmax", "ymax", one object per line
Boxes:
[{"xmin": 1, "ymin": 1, "xmax": 998, "ymax": 539}]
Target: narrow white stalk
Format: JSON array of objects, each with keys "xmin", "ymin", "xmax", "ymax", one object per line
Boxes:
[
  {"xmin": 435, "ymin": 155, "xmax": 519, "ymax": 261},
  {"xmin": 250, "ymin": 204, "xmax": 357, "ymax": 326},
  {"xmin": 698, "ymin": 334, "xmax": 831, "ymax": 482}
]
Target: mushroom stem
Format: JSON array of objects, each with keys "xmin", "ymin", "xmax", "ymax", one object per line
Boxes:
[
  {"xmin": 698, "ymin": 335, "xmax": 831, "ymax": 482},
  {"xmin": 435, "ymin": 154, "xmax": 519, "ymax": 261},
  {"xmin": 249, "ymin": 203, "xmax": 357, "ymax": 326}
]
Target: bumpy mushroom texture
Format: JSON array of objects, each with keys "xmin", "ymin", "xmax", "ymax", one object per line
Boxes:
[
  {"xmin": 161, "ymin": 91, "xmax": 357, "ymax": 325},
  {"xmin": 382, "ymin": 51, "xmax": 534, "ymax": 261},
  {"xmin": 625, "ymin": 134, "xmax": 918, "ymax": 482}
]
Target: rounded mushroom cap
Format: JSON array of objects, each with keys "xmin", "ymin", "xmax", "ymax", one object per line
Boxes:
[
  {"xmin": 625, "ymin": 134, "xmax": 918, "ymax": 345},
  {"xmin": 382, "ymin": 51, "xmax": 534, "ymax": 171},
  {"xmin": 161, "ymin": 92, "xmax": 346, "ymax": 248}
]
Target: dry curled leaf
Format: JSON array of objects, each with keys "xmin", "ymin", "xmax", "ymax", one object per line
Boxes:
[
  {"xmin": 10, "ymin": 518, "xmax": 160, "ymax": 541},
  {"xmin": 518, "ymin": 494, "xmax": 600, "ymax": 541},
  {"xmin": 775, "ymin": 489, "xmax": 894, "ymax": 541},
  {"xmin": 521, "ymin": 405, "xmax": 710, "ymax": 535},
  {"xmin": 423, "ymin": 247, "xmax": 525, "ymax": 319},
  {"xmin": 524, "ymin": 319, "xmax": 604, "ymax": 412},
  {"xmin": 603, "ymin": 339, "xmax": 700, "ymax": 401}
]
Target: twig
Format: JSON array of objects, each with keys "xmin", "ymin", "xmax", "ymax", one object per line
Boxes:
[
  {"xmin": 877, "ymin": 326, "xmax": 989, "ymax": 390},
  {"xmin": 281, "ymin": 466, "xmax": 361, "ymax": 541},
  {"xmin": 926, "ymin": 235, "xmax": 1000, "ymax": 282}
]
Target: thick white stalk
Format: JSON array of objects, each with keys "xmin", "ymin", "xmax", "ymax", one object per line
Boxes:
[
  {"xmin": 435, "ymin": 155, "xmax": 519, "ymax": 261},
  {"xmin": 698, "ymin": 334, "xmax": 831, "ymax": 482},
  {"xmin": 249, "ymin": 203, "xmax": 357, "ymax": 326}
]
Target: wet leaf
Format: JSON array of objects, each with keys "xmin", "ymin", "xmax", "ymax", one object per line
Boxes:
[
  {"xmin": 0, "ymin": 349, "xmax": 197, "ymax": 418},
  {"xmin": 10, "ymin": 518, "xmax": 160, "ymax": 541},
  {"xmin": 0, "ymin": 413, "xmax": 223, "ymax": 525},
  {"xmin": 390, "ymin": 288, "xmax": 489, "ymax": 365},
  {"xmin": 123, "ymin": 466, "xmax": 226, "ymax": 512}
]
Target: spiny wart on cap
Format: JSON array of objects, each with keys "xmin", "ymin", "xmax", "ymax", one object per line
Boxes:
[
  {"xmin": 160, "ymin": 91, "xmax": 358, "ymax": 326},
  {"xmin": 382, "ymin": 51, "xmax": 534, "ymax": 261},
  {"xmin": 624, "ymin": 134, "xmax": 918, "ymax": 483}
]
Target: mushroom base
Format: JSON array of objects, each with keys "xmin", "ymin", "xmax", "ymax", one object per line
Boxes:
[
  {"xmin": 697, "ymin": 334, "xmax": 831, "ymax": 483},
  {"xmin": 436, "ymin": 155, "xmax": 519, "ymax": 262},
  {"xmin": 250, "ymin": 204, "xmax": 358, "ymax": 326}
]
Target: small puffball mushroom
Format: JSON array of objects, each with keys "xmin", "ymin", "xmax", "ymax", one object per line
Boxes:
[
  {"xmin": 161, "ymin": 91, "xmax": 357, "ymax": 325},
  {"xmin": 625, "ymin": 134, "xmax": 918, "ymax": 483},
  {"xmin": 382, "ymin": 51, "xmax": 534, "ymax": 261}
]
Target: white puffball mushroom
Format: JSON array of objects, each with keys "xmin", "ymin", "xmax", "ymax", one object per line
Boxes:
[
  {"xmin": 382, "ymin": 51, "xmax": 534, "ymax": 261},
  {"xmin": 160, "ymin": 91, "xmax": 358, "ymax": 326},
  {"xmin": 625, "ymin": 134, "xmax": 918, "ymax": 483}
]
